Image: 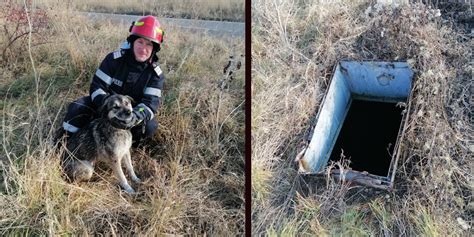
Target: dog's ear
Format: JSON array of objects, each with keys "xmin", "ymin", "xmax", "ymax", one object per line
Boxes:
[
  {"xmin": 125, "ymin": 95, "xmax": 135, "ymax": 104},
  {"xmin": 98, "ymin": 95, "xmax": 112, "ymax": 118}
]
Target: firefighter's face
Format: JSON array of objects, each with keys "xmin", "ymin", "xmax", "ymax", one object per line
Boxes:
[{"xmin": 133, "ymin": 37, "xmax": 153, "ymax": 62}]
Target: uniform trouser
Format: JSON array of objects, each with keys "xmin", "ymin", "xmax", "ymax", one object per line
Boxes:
[{"xmin": 62, "ymin": 96, "xmax": 158, "ymax": 141}]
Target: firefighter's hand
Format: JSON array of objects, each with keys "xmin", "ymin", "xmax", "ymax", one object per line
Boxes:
[{"xmin": 126, "ymin": 111, "xmax": 143, "ymax": 129}]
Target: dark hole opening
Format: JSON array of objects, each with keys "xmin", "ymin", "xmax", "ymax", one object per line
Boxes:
[{"xmin": 329, "ymin": 99, "xmax": 403, "ymax": 176}]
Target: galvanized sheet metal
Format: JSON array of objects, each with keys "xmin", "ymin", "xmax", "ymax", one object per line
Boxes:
[
  {"xmin": 340, "ymin": 61, "xmax": 413, "ymax": 102},
  {"xmin": 297, "ymin": 61, "xmax": 414, "ymax": 189}
]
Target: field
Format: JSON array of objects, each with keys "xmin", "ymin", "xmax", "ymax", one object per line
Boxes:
[
  {"xmin": 252, "ymin": 0, "xmax": 472, "ymax": 236},
  {"xmin": 35, "ymin": 0, "xmax": 245, "ymax": 22},
  {"xmin": 0, "ymin": 1, "xmax": 244, "ymax": 235}
]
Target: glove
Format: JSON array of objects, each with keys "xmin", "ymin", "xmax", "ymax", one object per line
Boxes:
[{"xmin": 126, "ymin": 110, "xmax": 144, "ymax": 129}]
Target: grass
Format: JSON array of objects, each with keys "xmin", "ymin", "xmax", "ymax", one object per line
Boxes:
[
  {"xmin": 33, "ymin": 0, "xmax": 245, "ymax": 22},
  {"xmin": 0, "ymin": 2, "xmax": 244, "ymax": 236},
  {"xmin": 252, "ymin": 0, "xmax": 472, "ymax": 235}
]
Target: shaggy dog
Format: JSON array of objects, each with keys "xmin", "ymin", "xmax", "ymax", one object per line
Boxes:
[{"xmin": 62, "ymin": 94, "xmax": 141, "ymax": 193}]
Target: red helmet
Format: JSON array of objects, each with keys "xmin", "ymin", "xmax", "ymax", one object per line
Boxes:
[{"xmin": 129, "ymin": 15, "xmax": 164, "ymax": 45}]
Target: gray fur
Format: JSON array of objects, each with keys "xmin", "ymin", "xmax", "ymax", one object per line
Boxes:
[{"xmin": 62, "ymin": 94, "xmax": 140, "ymax": 193}]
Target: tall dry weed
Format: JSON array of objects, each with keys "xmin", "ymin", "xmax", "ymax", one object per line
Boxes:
[{"xmin": 252, "ymin": 0, "xmax": 472, "ymax": 235}]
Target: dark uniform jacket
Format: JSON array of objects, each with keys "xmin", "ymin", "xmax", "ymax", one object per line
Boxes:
[{"xmin": 89, "ymin": 49, "xmax": 164, "ymax": 123}]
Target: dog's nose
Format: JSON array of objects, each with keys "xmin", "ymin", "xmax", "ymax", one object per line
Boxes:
[{"xmin": 125, "ymin": 110, "xmax": 132, "ymax": 116}]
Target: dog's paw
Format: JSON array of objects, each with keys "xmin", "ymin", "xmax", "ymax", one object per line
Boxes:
[
  {"xmin": 121, "ymin": 185, "xmax": 136, "ymax": 194},
  {"xmin": 132, "ymin": 176, "xmax": 142, "ymax": 183}
]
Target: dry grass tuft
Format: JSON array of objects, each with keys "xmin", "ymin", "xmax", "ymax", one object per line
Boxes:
[
  {"xmin": 252, "ymin": 0, "xmax": 472, "ymax": 235},
  {"xmin": 1, "ymin": 3, "xmax": 244, "ymax": 235}
]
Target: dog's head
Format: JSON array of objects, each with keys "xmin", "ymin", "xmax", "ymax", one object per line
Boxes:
[{"xmin": 100, "ymin": 94, "xmax": 134, "ymax": 128}]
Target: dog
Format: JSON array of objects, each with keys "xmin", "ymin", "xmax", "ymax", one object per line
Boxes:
[{"xmin": 62, "ymin": 94, "xmax": 141, "ymax": 193}]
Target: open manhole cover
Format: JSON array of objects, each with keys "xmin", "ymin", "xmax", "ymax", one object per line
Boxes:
[{"xmin": 296, "ymin": 61, "xmax": 414, "ymax": 189}]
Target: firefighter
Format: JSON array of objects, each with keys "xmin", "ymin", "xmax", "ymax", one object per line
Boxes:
[{"xmin": 59, "ymin": 15, "xmax": 165, "ymax": 146}]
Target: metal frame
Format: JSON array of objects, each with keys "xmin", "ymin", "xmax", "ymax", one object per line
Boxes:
[{"xmin": 296, "ymin": 61, "xmax": 414, "ymax": 190}]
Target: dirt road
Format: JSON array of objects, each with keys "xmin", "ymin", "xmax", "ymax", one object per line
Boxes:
[{"xmin": 83, "ymin": 12, "xmax": 244, "ymax": 38}]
